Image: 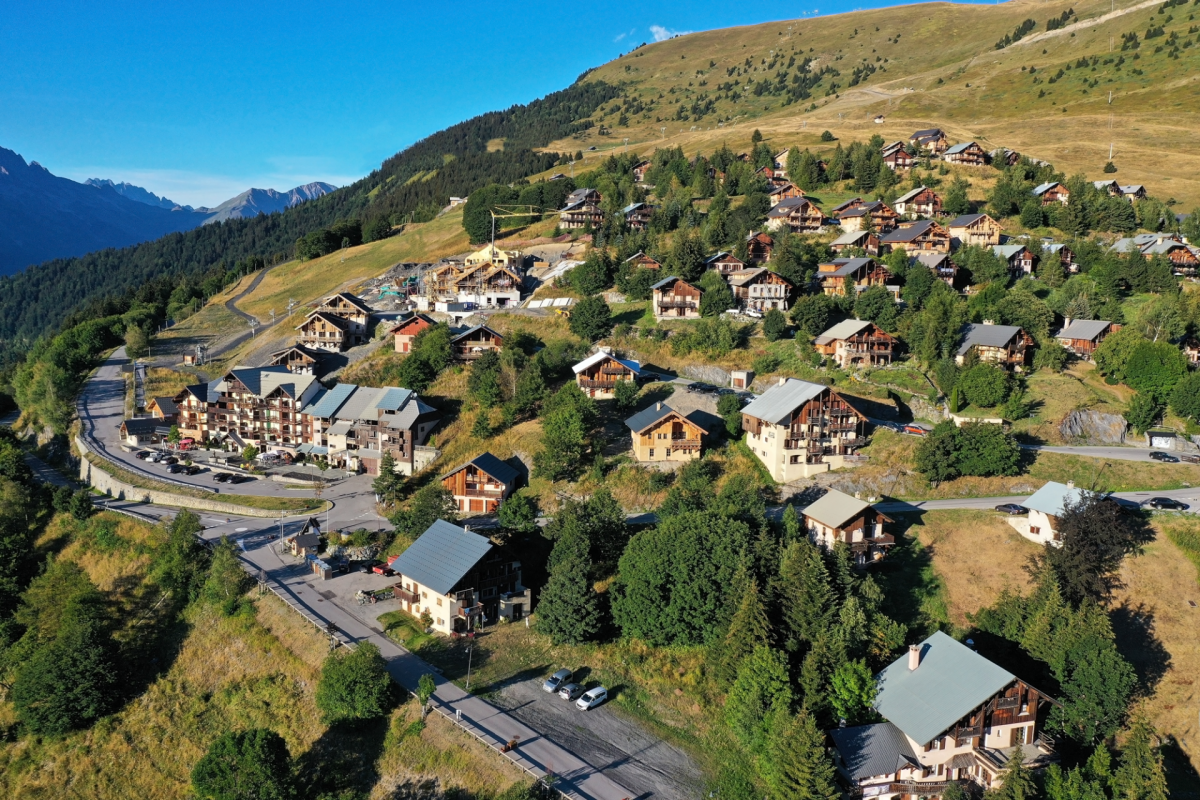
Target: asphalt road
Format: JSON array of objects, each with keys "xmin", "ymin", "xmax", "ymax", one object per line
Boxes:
[{"xmin": 1021, "ymin": 443, "xmax": 1188, "ymax": 464}]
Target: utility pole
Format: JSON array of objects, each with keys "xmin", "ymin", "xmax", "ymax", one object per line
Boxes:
[{"xmin": 623, "ymin": 137, "xmax": 629, "ymax": 152}]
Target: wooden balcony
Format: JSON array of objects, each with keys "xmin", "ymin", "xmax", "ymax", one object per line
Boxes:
[
  {"xmin": 578, "ymin": 379, "xmax": 616, "ymax": 390},
  {"xmin": 668, "ymin": 438, "xmax": 701, "ymax": 449},
  {"xmin": 460, "ymin": 488, "xmax": 504, "ymax": 498},
  {"xmin": 657, "ymin": 299, "xmax": 697, "ymax": 309},
  {"xmin": 392, "ymin": 586, "xmax": 419, "ymax": 604}
]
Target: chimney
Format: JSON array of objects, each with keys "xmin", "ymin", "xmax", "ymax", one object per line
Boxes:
[
  {"xmin": 982, "ymin": 318, "xmax": 996, "ymax": 326},
  {"xmin": 908, "ymin": 645, "xmax": 921, "ymax": 671},
  {"xmin": 778, "ymin": 377, "xmax": 788, "ymax": 387},
  {"xmin": 1066, "ymin": 480, "xmax": 1075, "ymax": 489},
  {"xmin": 656, "ymin": 402, "xmax": 663, "ymax": 411}
]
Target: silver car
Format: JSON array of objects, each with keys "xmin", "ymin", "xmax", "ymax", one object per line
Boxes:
[
  {"xmin": 542, "ymin": 668, "xmax": 572, "ymax": 693},
  {"xmin": 557, "ymin": 682, "xmax": 584, "ymax": 701},
  {"xmin": 575, "ymin": 686, "xmax": 608, "ymax": 711}
]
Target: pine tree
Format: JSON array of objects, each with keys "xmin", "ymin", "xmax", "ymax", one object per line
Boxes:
[
  {"xmin": 761, "ymin": 708, "xmax": 841, "ymax": 800},
  {"xmin": 773, "ymin": 541, "xmax": 836, "ymax": 652},
  {"xmin": 1112, "ymin": 718, "xmax": 1169, "ymax": 800},
  {"xmin": 781, "ymin": 503, "xmax": 802, "ymax": 544},
  {"xmin": 725, "ymin": 645, "xmax": 793, "ymax": 753},
  {"xmin": 991, "ymin": 748, "xmax": 1036, "ymax": 800},
  {"xmin": 536, "ymin": 552, "xmax": 600, "ymax": 645},
  {"xmin": 372, "ymin": 452, "xmax": 404, "ymax": 505},
  {"xmin": 715, "ymin": 577, "xmax": 771, "ymax": 686}
]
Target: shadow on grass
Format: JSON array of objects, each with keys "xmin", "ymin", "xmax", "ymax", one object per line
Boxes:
[
  {"xmin": 1109, "ymin": 600, "xmax": 1172, "ymax": 698},
  {"xmin": 295, "ymin": 713, "xmax": 392, "ymax": 798},
  {"xmin": 871, "ymin": 512, "xmax": 952, "ymax": 639}
]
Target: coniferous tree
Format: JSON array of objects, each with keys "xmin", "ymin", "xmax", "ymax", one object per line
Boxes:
[
  {"xmin": 372, "ymin": 452, "xmax": 404, "ymax": 506},
  {"xmin": 773, "ymin": 541, "xmax": 836, "ymax": 653},
  {"xmin": 1112, "ymin": 718, "xmax": 1170, "ymax": 800},
  {"xmin": 761, "ymin": 708, "xmax": 841, "ymax": 800},
  {"xmin": 715, "ymin": 577, "xmax": 771, "ymax": 685},
  {"xmin": 536, "ymin": 548, "xmax": 601, "ymax": 645},
  {"xmin": 725, "ymin": 645, "xmax": 793, "ymax": 753}
]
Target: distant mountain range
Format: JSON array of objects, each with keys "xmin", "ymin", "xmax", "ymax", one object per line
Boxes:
[{"xmin": 0, "ymin": 146, "xmax": 336, "ymax": 275}]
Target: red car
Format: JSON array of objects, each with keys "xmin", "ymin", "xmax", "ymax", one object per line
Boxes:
[{"xmin": 367, "ymin": 561, "xmax": 395, "ymax": 577}]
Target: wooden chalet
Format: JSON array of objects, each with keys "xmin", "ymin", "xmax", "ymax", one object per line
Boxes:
[
  {"xmin": 705, "ymin": 251, "xmax": 747, "ymax": 276},
  {"xmin": 450, "ymin": 325, "xmax": 503, "ymax": 362},
  {"xmin": 1032, "ymin": 181, "xmax": 1070, "ymax": 206},
  {"xmin": 956, "ymin": 323, "xmax": 1033, "ymax": 371},
  {"xmin": 909, "ymin": 127, "xmax": 948, "ymax": 153},
  {"xmin": 572, "ymin": 350, "xmax": 640, "ymax": 399},
  {"xmin": 625, "ymin": 401, "xmax": 709, "ymax": 463},
  {"xmin": 441, "ymin": 452, "xmax": 520, "ymax": 514},
  {"xmin": 802, "ymin": 488, "xmax": 896, "ymax": 564},
  {"xmin": 881, "ymin": 220, "xmax": 952, "ymax": 254},
  {"xmin": 455, "ymin": 265, "xmax": 523, "ymax": 307},
  {"xmin": 911, "ymin": 252, "xmax": 960, "ymax": 289},
  {"xmin": 745, "ymin": 231, "xmax": 774, "ymax": 263},
  {"xmin": 829, "ymin": 632, "xmax": 1058, "ymax": 798},
  {"xmin": 766, "ymin": 196, "xmax": 825, "ymax": 233},
  {"xmin": 830, "ymin": 197, "xmax": 864, "ymax": 217},
  {"xmin": 1097, "ymin": 181, "xmax": 1148, "ymax": 201},
  {"xmin": 622, "ymin": 202, "xmax": 654, "ymax": 231},
  {"xmin": 948, "ymin": 213, "xmax": 1003, "ymax": 247},
  {"xmin": 768, "ymin": 182, "xmax": 806, "ymax": 205},
  {"xmin": 993, "ymin": 244, "xmax": 1037, "ymax": 277},
  {"xmin": 1143, "ymin": 239, "xmax": 1200, "ymax": 272},
  {"xmin": 424, "ymin": 262, "xmax": 465, "ymax": 296},
  {"xmin": 297, "ymin": 311, "xmax": 351, "ymax": 352},
  {"xmin": 652, "ymin": 276, "xmax": 702, "ymax": 320},
  {"xmin": 393, "ymin": 313, "xmax": 436, "ymax": 353},
  {"xmin": 1055, "ymin": 319, "xmax": 1118, "ymax": 360},
  {"xmin": 893, "ymin": 186, "xmax": 942, "ymax": 218},
  {"xmin": 1184, "ymin": 336, "xmax": 1200, "ymax": 366},
  {"xmin": 814, "ymin": 319, "xmax": 897, "ymax": 369},
  {"xmin": 741, "ymin": 378, "xmax": 870, "ymax": 481},
  {"xmin": 559, "ymin": 199, "xmax": 604, "ymax": 229},
  {"xmin": 755, "ymin": 164, "xmax": 790, "ymax": 188},
  {"xmin": 943, "ymin": 141, "xmax": 987, "ymax": 166},
  {"xmin": 992, "ymin": 147, "xmax": 1022, "ymax": 166},
  {"xmin": 881, "ymin": 143, "xmax": 914, "ymax": 171},
  {"xmin": 817, "ymin": 258, "xmax": 895, "ymax": 297},
  {"xmin": 726, "ymin": 268, "xmax": 793, "ymax": 312},
  {"xmin": 145, "ymin": 396, "xmax": 179, "ymax": 423},
  {"xmin": 838, "ymin": 201, "xmax": 899, "ymax": 233},
  {"xmin": 632, "ymin": 160, "xmax": 652, "ymax": 182},
  {"xmin": 623, "ymin": 251, "xmax": 662, "ymax": 270},
  {"xmin": 268, "ymin": 344, "xmax": 322, "ymax": 375},
  {"xmin": 830, "ymin": 230, "xmax": 881, "ymax": 257},
  {"xmin": 1042, "ymin": 243, "xmax": 1077, "ymax": 273}
]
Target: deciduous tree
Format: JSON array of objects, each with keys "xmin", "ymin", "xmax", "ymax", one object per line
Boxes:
[
  {"xmin": 316, "ymin": 642, "xmax": 393, "ymax": 722},
  {"xmin": 191, "ymin": 728, "xmax": 295, "ymax": 800}
]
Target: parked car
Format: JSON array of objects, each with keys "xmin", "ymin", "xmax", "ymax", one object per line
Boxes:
[
  {"xmin": 366, "ymin": 561, "xmax": 395, "ymax": 576},
  {"xmin": 542, "ymin": 668, "xmax": 573, "ymax": 694},
  {"xmin": 557, "ymin": 682, "xmax": 584, "ymax": 701},
  {"xmin": 1144, "ymin": 497, "xmax": 1189, "ymax": 510},
  {"xmin": 1182, "ymin": 454, "xmax": 1200, "ymax": 464},
  {"xmin": 228, "ymin": 474, "xmax": 253, "ymax": 484},
  {"xmin": 148, "ymin": 452, "xmax": 164, "ymax": 463},
  {"xmin": 213, "ymin": 472, "xmax": 232, "ymax": 483},
  {"xmin": 183, "ymin": 465, "xmax": 202, "ymax": 476},
  {"xmin": 1148, "ymin": 452, "xmax": 1179, "ymax": 463},
  {"xmin": 134, "ymin": 451, "xmax": 151, "ymax": 460},
  {"xmin": 994, "ymin": 503, "xmax": 1028, "ymax": 515},
  {"xmin": 165, "ymin": 464, "xmax": 183, "ymax": 474},
  {"xmin": 575, "ymin": 686, "xmax": 608, "ymax": 711},
  {"xmin": 162, "ymin": 456, "xmax": 178, "ymax": 465}
]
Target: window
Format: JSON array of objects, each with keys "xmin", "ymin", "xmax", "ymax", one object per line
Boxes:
[
  {"xmin": 436, "ymin": 597, "xmax": 442, "ymax": 606},
  {"xmin": 649, "ymin": 449, "xmax": 655, "ymax": 458},
  {"xmin": 421, "ymin": 591, "xmax": 428, "ymax": 599},
  {"xmin": 437, "ymin": 618, "xmax": 444, "ymax": 626}
]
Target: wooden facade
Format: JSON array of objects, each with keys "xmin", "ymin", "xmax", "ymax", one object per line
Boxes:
[
  {"xmin": 268, "ymin": 344, "xmax": 321, "ymax": 375},
  {"xmin": 441, "ymin": 458, "xmax": 516, "ymax": 514},
  {"xmin": 831, "ymin": 231, "xmax": 881, "ymax": 257},
  {"xmin": 742, "ymin": 379, "xmax": 870, "ymax": 481},
  {"xmin": 727, "ymin": 268, "xmax": 793, "ymax": 312},
  {"xmin": 627, "ymin": 403, "xmax": 707, "ymax": 463},
  {"xmin": 450, "ymin": 325, "xmax": 503, "ymax": 362},
  {"xmin": 1055, "ymin": 321, "xmax": 1118, "ymax": 359},
  {"xmin": 814, "ymin": 321, "xmax": 898, "ymax": 368},
  {"xmin": 766, "ymin": 196, "xmax": 825, "ymax": 233},
  {"xmin": 706, "ymin": 252, "xmax": 747, "ymax": 275},
  {"xmin": 297, "ymin": 311, "xmax": 350, "ymax": 352},
  {"xmin": 623, "ymin": 203, "xmax": 655, "ymax": 230},
  {"xmin": 745, "ymin": 231, "xmax": 774, "ymax": 263},
  {"xmin": 944, "ymin": 141, "xmax": 987, "ymax": 166},
  {"xmin": 559, "ymin": 200, "xmax": 604, "ymax": 229},
  {"xmin": 838, "ymin": 201, "xmax": 899, "ymax": 233},
  {"xmin": 882, "ymin": 220, "xmax": 952, "ymax": 254},
  {"xmin": 624, "ymin": 251, "xmax": 662, "ymax": 270},
  {"xmin": 574, "ymin": 351, "xmax": 639, "ymax": 399},
  {"xmin": 804, "ymin": 491, "xmax": 896, "ymax": 564},
  {"xmin": 910, "ymin": 128, "xmax": 948, "ymax": 153},
  {"xmin": 949, "ymin": 214, "xmax": 1003, "ymax": 247},
  {"xmin": 817, "ymin": 258, "xmax": 894, "ymax": 297},
  {"xmin": 882, "ymin": 144, "xmax": 914, "ymax": 171},
  {"xmin": 1034, "ymin": 182, "xmax": 1071, "ymax": 206},
  {"xmin": 768, "ymin": 182, "xmax": 806, "ymax": 204},
  {"xmin": 632, "ymin": 160, "xmax": 652, "ymax": 182},
  {"xmin": 894, "ymin": 187, "xmax": 942, "ymax": 218},
  {"xmin": 652, "ymin": 277, "xmax": 702, "ymax": 320}
]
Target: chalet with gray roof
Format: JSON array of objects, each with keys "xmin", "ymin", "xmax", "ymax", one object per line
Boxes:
[
  {"xmin": 652, "ymin": 275, "xmax": 702, "ymax": 320},
  {"xmin": 893, "ymin": 186, "xmax": 942, "ymax": 218},
  {"xmin": 948, "ymin": 213, "xmax": 1002, "ymax": 247},
  {"xmin": 802, "ymin": 488, "xmax": 895, "ymax": 564},
  {"xmin": 814, "ymin": 318, "xmax": 898, "ymax": 368},
  {"xmin": 1055, "ymin": 319, "xmax": 1118, "ymax": 360},
  {"xmin": 390, "ymin": 520, "xmax": 529, "ymax": 635},
  {"xmin": 956, "ymin": 323, "xmax": 1033, "ymax": 371},
  {"xmin": 830, "ymin": 229, "xmax": 881, "ymax": 257},
  {"xmin": 992, "ymin": 244, "xmax": 1036, "ymax": 277},
  {"xmin": 741, "ymin": 378, "xmax": 869, "ymax": 481},
  {"xmin": 830, "ymin": 631, "xmax": 1058, "ymax": 796},
  {"xmin": 625, "ymin": 401, "xmax": 710, "ymax": 463},
  {"xmin": 943, "ymin": 141, "xmax": 987, "ymax": 166},
  {"xmin": 441, "ymin": 452, "xmax": 521, "ymax": 514},
  {"xmin": 1032, "ymin": 181, "xmax": 1070, "ymax": 206}
]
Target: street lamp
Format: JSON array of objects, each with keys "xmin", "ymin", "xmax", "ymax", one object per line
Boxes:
[{"xmin": 465, "ymin": 644, "xmax": 474, "ymax": 692}]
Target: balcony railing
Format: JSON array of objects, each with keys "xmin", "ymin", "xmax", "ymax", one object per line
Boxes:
[
  {"xmin": 668, "ymin": 438, "xmax": 701, "ymax": 449},
  {"xmin": 457, "ymin": 603, "xmax": 485, "ymax": 620},
  {"xmin": 461, "ymin": 488, "xmax": 504, "ymax": 498},
  {"xmin": 578, "ymin": 379, "xmax": 616, "ymax": 390},
  {"xmin": 657, "ymin": 299, "xmax": 697, "ymax": 309},
  {"xmin": 393, "ymin": 586, "xmax": 419, "ymax": 604}
]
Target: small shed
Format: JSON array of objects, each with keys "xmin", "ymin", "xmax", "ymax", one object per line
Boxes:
[{"xmin": 731, "ymin": 370, "xmax": 754, "ymax": 390}]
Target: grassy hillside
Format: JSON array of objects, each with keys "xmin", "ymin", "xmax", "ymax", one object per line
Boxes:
[{"xmin": 551, "ymin": 0, "xmax": 1200, "ymax": 207}]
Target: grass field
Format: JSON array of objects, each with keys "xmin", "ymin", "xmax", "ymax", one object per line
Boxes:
[{"xmin": 542, "ymin": 0, "xmax": 1200, "ymax": 208}]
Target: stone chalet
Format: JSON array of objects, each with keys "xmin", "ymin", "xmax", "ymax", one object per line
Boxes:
[
  {"xmin": 726, "ymin": 268, "xmax": 793, "ymax": 312},
  {"xmin": 1055, "ymin": 319, "xmax": 1118, "ymax": 360},
  {"xmin": 390, "ymin": 520, "xmax": 530, "ymax": 635},
  {"xmin": 893, "ymin": 186, "xmax": 942, "ymax": 218},
  {"xmin": 625, "ymin": 401, "xmax": 710, "ymax": 463},
  {"xmin": 956, "ymin": 323, "xmax": 1033, "ymax": 371},
  {"xmin": 814, "ymin": 319, "xmax": 898, "ymax": 369},
  {"xmin": 652, "ymin": 276, "xmax": 702, "ymax": 320},
  {"xmin": 441, "ymin": 452, "xmax": 520, "ymax": 515},
  {"xmin": 802, "ymin": 488, "xmax": 896, "ymax": 565},
  {"xmin": 948, "ymin": 214, "xmax": 1003, "ymax": 248},
  {"xmin": 881, "ymin": 220, "xmax": 951, "ymax": 254},
  {"xmin": 829, "ymin": 631, "xmax": 1058, "ymax": 798},
  {"xmin": 741, "ymin": 378, "xmax": 870, "ymax": 481},
  {"xmin": 393, "ymin": 313, "xmax": 437, "ymax": 353},
  {"xmin": 573, "ymin": 350, "xmax": 640, "ymax": 400}
]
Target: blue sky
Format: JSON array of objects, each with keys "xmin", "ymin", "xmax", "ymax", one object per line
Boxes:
[{"xmin": 1, "ymin": 0, "xmax": 986, "ymax": 207}]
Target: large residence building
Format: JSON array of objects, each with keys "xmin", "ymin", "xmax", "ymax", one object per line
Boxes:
[
  {"xmin": 175, "ymin": 366, "xmax": 321, "ymax": 451},
  {"xmin": 741, "ymin": 378, "xmax": 870, "ymax": 481},
  {"xmin": 297, "ymin": 292, "xmax": 373, "ymax": 352},
  {"xmin": 829, "ymin": 631, "xmax": 1057, "ymax": 798},
  {"xmin": 390, "ymin": 520, "xmax": 530, "ymax": 635},
  {"xmin": 299, "ymin": 383, "xmax": 440, "ymax": 475}
]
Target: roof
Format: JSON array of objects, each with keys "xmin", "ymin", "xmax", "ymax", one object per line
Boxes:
[
  {"xmin": 993, "ymin": 244, "xmax": 1029, "ymax": 260},
  {"xmin": 624, "ymin": 402, "xmax": 675, "ymax": 433},
  {"xmin": 911, "ymin": 127, "xmax": 943, "ymax": 138},
  {"xmin": 741, "ymin": 378, "xmax": 829, "ymax": 425},
  {"xmin": 767, "ymin": 196, "xmax": 817, "ymax": 217},
  {"xmin": 881, "ymin": 220, "xmax": 937, "ymax": 243},
  {"xmin": 1119, "ymin": 184, "xmax": 1145, "ymax": 193},
  {"xmin": 443, "ymin": 452, "xmax": 521, "ymax": 487},
  {"xmin": 330, "ymin": 292, "xmax": 373, "ymax": 313},
  {"xmin": 302, "ymin": 382, "xmax": 357, "ymax": 418},
  {"xmin": 1032, "ymin": 182, "xmax": 1064, "ymax": 196},
  {"xmin": 651, "ymin": 274, "xmax": 691, "ymax": 291},
  {"xmin": 299, "ymin": 310, "xmax": 348, "ymax": 330},
  {"xmin": 821, "ymin": 257, "xmax": 875, "ymax": 278},
  {"xmin": 911, "ymin": 252, "xmax": 950, "ymax": 270},
  {"xmin": 572, "ymin": 351, "xmax": 641, "ymax": 375},
  {"xmin": 874, "ymin": 630, "xmax": 1016, "ymax": 745},
  {"xmin": 393, "ymin": 313, "xmax": 437, "ymax": 333},
  {"xmin": 1056, "ymin": 319, "xmax": 1112, "ymax": 342},
  {"xmin": 828, "ymin": 723, "xmax": 920, "ymax": 781},
  {"xmin": 830, "ymin": 198, "xmax": 863, "ymax": 214},
  {"xmin": 121, "ymin": 418, "xmax": 159, "ymax": 435},
  {"xmin": 375, "ymin": 387, "xmax": 414, "ymax": 413},
  {"xmin": 390, "ymin": 520, "xmax": 494, "ymax": 596},
  {"xmin": 803, "ymin": 488, "xmax": 872, "ymax": 528},
  {"xmin": 326, "ymin": 421, "xmax": 354, "ymax": 436},
  {"xmin": 149, "ymin": 396, "xmax": 178, "ymax": 416},
  {"xmin": 333, "ymin": 386, "xmax": 387, "ymax": 422},
  {"xmin": 219, "ymin": 366, "xmax": 316, "ymax": 401},
  {"xmin": 450, "ymin": 324, "xmax": 503, "ymax": 344},
  {"xmin": 1143, "ymin": 240, "xmax": 1188, "ymax": 256},
  {"xmin": 957, "ymin": 323, "xmax": 1023, "ymax": 355},
  {"xmin": 894, "ymin": 186, "xmax": 929, "ymax": 205},
  {"xmin": 814, "ymin": 318, "xmax": 874, "ymax": 345},
  {"xmin": 1023, "ymin": 480, "xmax": 1085, "ymax": 517},
  {"xmin": 948, "ymin": 213, "xmax": 987, "ymax": 228},
  {"xmin": 727, "ymin": 267, "xmax": 789, "ymax": 287},
  {"xmin": 1093, "ymin": 179, "xmax": 1118, "ymax": 189},
  {"xmin": 944, "ymin": 141, "xmax": 979, "ymax": 155},
  {"xmin": 831, "ymin": 230, "xmax": 873, "ymax": 247}
]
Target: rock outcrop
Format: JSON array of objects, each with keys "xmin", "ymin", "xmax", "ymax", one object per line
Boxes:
[{"xmin": 1059, "ymin": 410, "xmax": 1127, "ymax": 444}]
